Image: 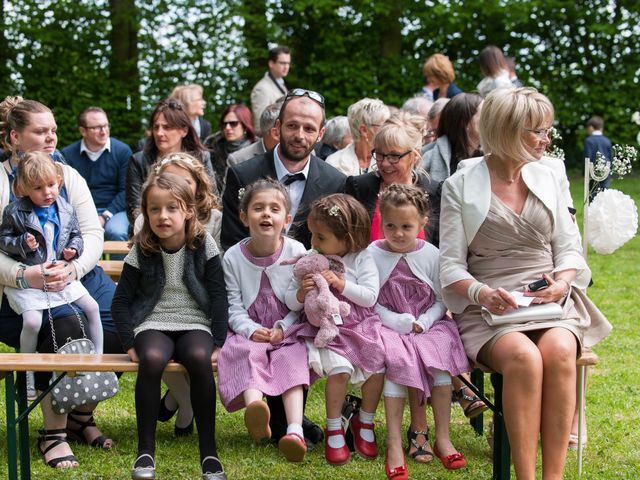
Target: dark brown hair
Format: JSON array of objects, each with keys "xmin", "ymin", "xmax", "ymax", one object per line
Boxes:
[
  {"xmin": 144, "ymin": 99, "xmax": 204, "ymax": 160},
  {"xmin": 379, "ymin": 184, "xmax": 430, "ymax": 223},
  {"xmin": 77, "ymin": 106, "xmax": 107, "ymax": 127},
  {"xmin": 308, "ymin": 194, "xmax": 371, "ymax": 254},
  {"xmin": 268, "ymin": 46, "xmax": 290, "ymax": 62},
  {"xmin": 239, "ymin": 177, "xmax": 292, "ymax": 215},
  {"xmin": 479, "ymin": 45, "xmax": 508, "ymax": 78},
  {"xmin": 437, "ymin": 93, "xmax": 483, "ymax": 169},
  {"xmin": 136, "ymin": 172, "xmax": 204, "ymax": 254}
]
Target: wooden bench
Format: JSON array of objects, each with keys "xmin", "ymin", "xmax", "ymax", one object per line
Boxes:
[
  {"xmin": 99, "ymin": 259, "xmax": 125, "ymax": 281},
  {"xmin": 102, "ymin": 241, "xmax": 130, "ymax": 259},
  {"xmin": 0, "ymin": 353, "xmax": 216, "ymax": 480},
  {"xmin": 461, "ymin": 349, "xmax": 600, "ymax": 479}
]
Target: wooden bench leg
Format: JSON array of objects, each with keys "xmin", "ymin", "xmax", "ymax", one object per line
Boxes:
[{"xmin": 491, "ymin": 373, "xmax": 511, "ymax": 480}]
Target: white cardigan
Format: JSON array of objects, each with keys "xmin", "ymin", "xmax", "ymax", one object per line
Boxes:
[
  {"xmin": 326, "ymin": 143, "xmax": 375, "ymax": 177},
  {"xmin": 439, "ymin": 158, "xmax": 589, "ymax": 313},
  {"xmin": 367, "ymin": 241, "xmax": 446, "ymax": 333},
  {"xmin": 285, "ymin": 249, "xmax": 379, "ymax": 312},
  {"xmin": 0, "ymin": 163, "xmax": 103, "ymax": 307},
  {"xmin": 222, "ymin": 237, "xmax": 306, "ymax": 339}
]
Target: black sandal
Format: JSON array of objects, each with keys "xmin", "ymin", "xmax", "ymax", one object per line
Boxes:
[
  {"xmin": 453, "ymin": 386, "xmax": 489, "ymax": 419},
  {"xmin": 38, "ymin": 428, "xmax": 79, "ymax": 469},
  {"xmin": 66, "ymin": 410, "xmax": 113, "ymax": 449},
  {"xmin": 407, "ymin": 427, "xmax": 434, "ymax": 463}
]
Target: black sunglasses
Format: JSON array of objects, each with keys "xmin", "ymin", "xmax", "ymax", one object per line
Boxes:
[
  {"xmin": 221, "ymin": 120, "xmax": 240, "ymax": 128},
  {"xmin": 286, "ymin": 88, "xmax": 325, "ymax": 108}
]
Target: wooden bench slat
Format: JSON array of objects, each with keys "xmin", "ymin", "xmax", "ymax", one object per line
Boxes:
[
  {"xmin": 99, "ymin": 260, "xmax": 124, "ymax": 281},
  {"xmin": 0, "ymin": 353, "xmax": 214, "ymax": 373},
  {"xmin": 102, "ymin": 241, "xmax": 130, "ymax": 255}
]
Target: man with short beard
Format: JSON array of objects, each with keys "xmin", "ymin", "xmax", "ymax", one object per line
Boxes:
[{"xmin": 221, "ymin": 89, "xmax": 346, "ymax": 250}]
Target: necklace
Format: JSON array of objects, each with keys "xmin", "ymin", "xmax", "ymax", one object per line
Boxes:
[{"xmin": 492, "ymin": 169, "xmax": 520, "ymax": 184}]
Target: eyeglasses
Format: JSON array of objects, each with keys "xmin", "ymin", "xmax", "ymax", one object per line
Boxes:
[
  {"xmin": 525, "ymin": 127, "xmax": 551, "ymax": 139},
  {"xmin": 221, "ymin": 120, "xmax": 240, "ymax": 128},
  {"xmin": 372, "ymin": 150, "xmax": 413, "ymax": 164},
  {"xmin": 84, "ymin": 124, "xmax": 110, "ymax": 131},
  {"xmin": 286, "ymin": 88, "xmax": 325, "ymax": 108}
]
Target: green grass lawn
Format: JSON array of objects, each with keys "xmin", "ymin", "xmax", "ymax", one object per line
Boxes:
[{"xmin": 0, "ymin": 176, "xmax": 638, "ymax": 479}]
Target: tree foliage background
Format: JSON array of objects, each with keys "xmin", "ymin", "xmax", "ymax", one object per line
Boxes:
[{"xmin": 1, "ymin": 0, "xmax": 638, "ymax": 166}]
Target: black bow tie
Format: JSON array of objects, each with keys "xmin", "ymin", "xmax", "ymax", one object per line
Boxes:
[{"xmin": 283, "ymin": 172, "xmax": 305, "ymax": 186}]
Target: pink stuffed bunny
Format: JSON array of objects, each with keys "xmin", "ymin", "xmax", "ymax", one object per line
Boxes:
[{"xmin": 283, "ymin": 252, "xmax": 351, "ymax": 348}]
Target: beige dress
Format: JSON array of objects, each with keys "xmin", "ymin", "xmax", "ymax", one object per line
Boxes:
[{"xmin": 455, "ymin": 193, "xmax": 611, "ymax": 370}]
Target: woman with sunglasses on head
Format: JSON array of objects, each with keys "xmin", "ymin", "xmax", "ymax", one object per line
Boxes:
[
  {"xmin": 204, "ymin": 104, "xmax": 255, "ymax": 193},
  {"xmin": 126, "ymin": 99, "xmax": 216, "ymax": 228},
  {"xmin": 345, "ymin": 112, "xmax": 441, "ymax": 247}
]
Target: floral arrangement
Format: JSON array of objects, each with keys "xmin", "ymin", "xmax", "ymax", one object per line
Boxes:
[
  {"xmin": 546, "ymin": 126, "xmax": 565, "ymax": 161},
  {"xmin": 611, "ymin": 144, "xmax": 637, "ymax": 177}
]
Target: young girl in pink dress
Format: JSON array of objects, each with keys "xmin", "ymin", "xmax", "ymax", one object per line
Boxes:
[
  {"xmin": 217, "ymin": 179, "xmax": 310, "ymax": 462},
  {"xmin": 368, "ymin": 184, "xmax": 469, "ymax": 478},
  {"xmin": 286, "ymin": 193, "xmax": 385, "ymax": 467}
]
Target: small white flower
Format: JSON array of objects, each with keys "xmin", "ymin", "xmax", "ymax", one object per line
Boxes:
[
  {"xmin": 632, "ymin": 111, "xmax": 640, "ymax": 125},
  {"xmin": 237, "ymin": 188, "xmax": 246, "ymax": 201},
  {"xmin": 328, "ymin": 205, "xmax": 340, "ymax": 217}
]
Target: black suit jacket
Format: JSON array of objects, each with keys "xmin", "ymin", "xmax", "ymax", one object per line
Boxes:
[
  {"xmin": 345, "ymin": 171, "xmax": 443, "ymax": 247},
  {"xmin": 221, "ymin": 149, "xmax": 347, "ymax": 250},
  {"xmin": 198, "ymin": 117, "xmax": 212, "ymax": 143},
  {"xmin": 584, "ymin": 134, "xmax": 612, "ymax": 163}
]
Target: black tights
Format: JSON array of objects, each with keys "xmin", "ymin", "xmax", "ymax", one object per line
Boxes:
[{"xmin": 134, "ymin": 329, "xmax": 217, "ymax": 463}]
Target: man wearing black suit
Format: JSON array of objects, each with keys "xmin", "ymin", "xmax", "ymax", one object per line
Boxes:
[
  {"xmin": 221, "ymin": 89, "xmax": 346, "ymax": 448},
  {"xmin": 222, "ymin": 90, "xmax": 346, "ymax": 250},
  {"xmin": 584, "ymin": 115, "xmax": 613, "ymax": 200}
]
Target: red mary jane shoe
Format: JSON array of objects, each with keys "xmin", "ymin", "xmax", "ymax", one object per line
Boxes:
[
  {"xmin": 349, "ymin": 413, "xmax": 378, "ymax": 459},
  {"xmin": 324, "ymin": 427, "xmax": 350, "ymax": 466}
]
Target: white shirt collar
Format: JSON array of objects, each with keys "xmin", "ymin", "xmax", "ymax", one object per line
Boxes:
[
  {"xmin": 80, "ymin": 138, "xmax": 111, "ymax": 162},
  {"xmin": 273, "ymin": 145, "xmax": 311, "ymax": 180},
  {"xmin": 592, "ymin": 130, "xmax": 603, "ymax": 136}
]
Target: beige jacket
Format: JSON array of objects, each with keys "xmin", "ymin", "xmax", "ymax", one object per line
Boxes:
[
  {"xmin": 250, "ymin": 73, "xmax": 286, "ymax": 132},
  {"xmin": 0, "ymin": 163, "xmax": 103, "ymax": 307}
]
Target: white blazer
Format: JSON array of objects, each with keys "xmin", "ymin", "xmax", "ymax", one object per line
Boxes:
[
  {"xmin": 439, "ymin": 158, "xmax": 589, "ymax": 313},
  {"xmin": 222, "ymin": 236, "xmax": 306, "ymax": 339},
  {"xmin": 457, "ymin": 155, "xmax": 574, "ymax": 208},
  {"xmin": 326, "ymin": 143, "xmax": 375, "ymax": 177}
]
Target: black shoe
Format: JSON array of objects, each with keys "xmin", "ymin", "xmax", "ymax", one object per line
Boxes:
[
  {"xmin": 175, "ymin": 417, "xmax": 194, "ymax": 437},
  {"xmin": 302, "ymin": 416, "xmax": 324, "ymax": 451},
  {"xmin": 158, "ymin": 391, "xmax": 178, "ymax": 423}
]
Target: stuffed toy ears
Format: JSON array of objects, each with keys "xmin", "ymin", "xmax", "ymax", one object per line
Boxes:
[{"xmin": 326, "ymin": 255, "xmax": 346, "ymax": 275}]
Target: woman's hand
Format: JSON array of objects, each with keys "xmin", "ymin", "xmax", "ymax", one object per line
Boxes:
[
  {"xmin": 478, "ymin": 286, "xmax": 518, "ymax": 315},
  {"xmin": 127, "ymin": 348, "xmax": 139, "ymax": 363},
  {"xmin": 321, "ymin": 270, "xmax": 345, "ymax": 293},
  {"xmin": 23, "ymin": 260, "xmax": 76, "ymax": 292},
  {"xmin": 524, "ymin": 273, "xmax": 569, "ymax": 304},
  {"xmin": 250, "ymin": 327, "xmax": 272, "ymax": 343},
  {"xmin": 270, "ymin": 327, "xmax": 284, "ymax": 345},
  {"xmin": 296, "ymin": 274, "xmax": 316, "ymax": 303}
]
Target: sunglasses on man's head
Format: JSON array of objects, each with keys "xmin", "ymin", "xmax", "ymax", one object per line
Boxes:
[{"xmin": 286, "ymin": 88, "xmax": 325, "ymax": 108}]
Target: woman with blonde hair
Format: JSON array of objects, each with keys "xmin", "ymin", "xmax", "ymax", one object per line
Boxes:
[
  {"xmin": 439, "ymin": 87, "xmax": 611, "ymax": 479},
  {"xmin": 170, "ymin": 84, "xmax": 212, "ymax": 142}
]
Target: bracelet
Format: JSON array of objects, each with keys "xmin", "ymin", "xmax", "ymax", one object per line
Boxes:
[
  {"xmin": 467, "ymin": 281, "xmax": 487, "ymax": 305},
  {"xmin": 15, "ymin": 264, "xmax": 29, "ymax": 289}
]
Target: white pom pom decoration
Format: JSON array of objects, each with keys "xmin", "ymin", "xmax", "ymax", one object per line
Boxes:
[{"xmin": 587, "ymin": 189, "xmax": 638, "ymax": 254}]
